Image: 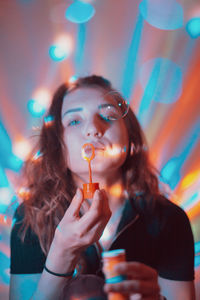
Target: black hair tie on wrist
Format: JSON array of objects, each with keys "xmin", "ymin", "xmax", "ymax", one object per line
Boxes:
[{"xmin": 44, "ymin": 265, "xmax": 74, "ymax": 277}]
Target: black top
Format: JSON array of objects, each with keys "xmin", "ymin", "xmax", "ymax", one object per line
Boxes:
[{"xmin": 10, "ymin": 195, "xmax": 195, "ymax": 281}]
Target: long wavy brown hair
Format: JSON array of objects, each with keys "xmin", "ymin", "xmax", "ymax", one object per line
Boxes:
[{"xmin": 19, "ymin": 75, "xmax": 160, "ymax": 254}]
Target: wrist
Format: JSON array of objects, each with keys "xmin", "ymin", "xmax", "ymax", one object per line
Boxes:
[{"xmin": 46, "ymin": 236, "xmax": 80, "ymax": 274}]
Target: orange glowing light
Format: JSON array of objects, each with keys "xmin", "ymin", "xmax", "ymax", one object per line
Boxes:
[
  {"xmin": 180, "ymin": 170, "xmax": 200, "ymax": 190},
  {"xmin": 13, "ymin": 137, "xmax": 32, "ymax": 160},
  {"xmin": 187, "ymin": 201, "xmax": 200, "ymax": 220},
  {"xmin": 18, "ymin": 187, "xmax": 31, "ymax": 200},
  {"xmin": 108, "ymin": 183, "xmax": 123, "ymax": 198},
  {"xmin": 0, "ymin": 214, "xmax": 12, "ymax": 226},
  {"xmin": 100, "ymin": 144, "xmax": 125, "ymax": 158}
]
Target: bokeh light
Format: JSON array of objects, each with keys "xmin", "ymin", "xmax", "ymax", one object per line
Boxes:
[
  {"xmin": 12, "ymin": 138, "xmax": 31, "ymax": 160},
  {"xmin": 186, "ymin": 17, "xmax": 200, "ymax": 39},
  {"xmin": 69, "ymin": 75, "xmax": 78, "ymax": 84},
  {"xmin": 0, "ymin": 187, "xmax": 14, "ymax": 214},
  {"xmin": 33, "ymin": 88, "xmax": 51, "ymax": 108},
  {"xmin": 44, "ymin": 115, "xmax": 54, "ymax": 127},
  {"xmin": 27, "ymin": 99, "xmax": 46, "ymax": 117},
  {"xmin": 65, "ymin": 0, "xmax": 95, "ymax": 24},
  {"xmin": 0, "ymin": 187, "xmax": 13, "ymax": 206},
  {"xmin": 139, "ymin": 0, "xmax": 183, "ymax": 30},
  {"xmin": 32, "ymin": 150, "xmax": 42, "ymax": 162},
  {"xmin": 49, "ymin": 34, "xmax": 73, "ymax": 61},
  {"xmin": 27, "ymin": 88, "xmax": 51, "ymax": 117},
  {"xmin": 18, "ymin": 187, "xmax": 31, "ymax": 201}
]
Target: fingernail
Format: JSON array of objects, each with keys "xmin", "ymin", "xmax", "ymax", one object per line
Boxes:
[{"xmin": 94, "ymin": 189, "xmax": 100, "ymax": 196}]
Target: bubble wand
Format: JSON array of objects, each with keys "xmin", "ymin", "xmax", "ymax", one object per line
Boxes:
[{"xmin": 81, "ymin": 143, "xmax": 99, "ymax": 199}]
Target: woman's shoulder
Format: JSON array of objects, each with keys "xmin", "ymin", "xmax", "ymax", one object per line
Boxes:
[
  {"xmin": 11, "ymin": 202, "xmax": 38, "ymax": 244},
  {"xmin": 155, "ymin": 195, "xmax": 188, "ymax": 218},
  {"xmin": 132, "ymin": 192, "xmax": 187, "ymax": 219},
  {"xmin": 153, "ymin": 194, "xmax": 192, "ymax": 232},
  {"xmin": 12, "ymin": 202, "xmax": 25, "ymax": 226}
]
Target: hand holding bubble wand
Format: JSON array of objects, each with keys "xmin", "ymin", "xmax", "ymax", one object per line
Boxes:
[{"xmin": 81, "ymin": 143, "xmax": 99, "ymax": 199}]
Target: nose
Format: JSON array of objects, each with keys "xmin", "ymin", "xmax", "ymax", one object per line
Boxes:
[
  {"xmin": 86, "ymin": 125, "xmax": 103, "ymax": 138},
  {"xmin": 84, "ymin": 117, "xmax": 103, "ymax": 138}
]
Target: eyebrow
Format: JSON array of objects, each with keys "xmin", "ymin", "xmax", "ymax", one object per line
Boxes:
[
  {"xmin": 62, "ymin": 103, "xmax": 118, "ymax": 118},
  {"xmin": 62, "ymin": 107, "xmax": 83, "ymax": 117}
]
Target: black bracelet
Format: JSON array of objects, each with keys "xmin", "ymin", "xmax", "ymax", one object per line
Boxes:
[{"xmin": 44, "ymin": 265, "xmax": 74, "ymax": 277}]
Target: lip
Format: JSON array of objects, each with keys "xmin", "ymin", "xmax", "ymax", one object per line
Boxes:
[{"xmin": 87, "ymin": 141, "xmax": 105, "ymax": 151}]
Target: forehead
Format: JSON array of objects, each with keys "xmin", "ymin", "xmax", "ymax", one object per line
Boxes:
[{"xmin": 62, "ymin": 87, "xmax": 115, "ymax": 111}]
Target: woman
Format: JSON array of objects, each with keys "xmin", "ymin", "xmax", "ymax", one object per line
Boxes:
[{"xmin": 9, "ymin": 75, "xmax": 195, "ymax": 300}]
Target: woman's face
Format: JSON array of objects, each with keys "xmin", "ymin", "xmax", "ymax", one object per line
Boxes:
[{"xmin": 61, "ymin": 87, "xmax": 129, "ymax": 178}]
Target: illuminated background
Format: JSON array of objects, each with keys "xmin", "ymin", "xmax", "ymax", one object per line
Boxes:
[{"xmin": 0, "ymin": 0, "xmax": 200, "ymax": 298}]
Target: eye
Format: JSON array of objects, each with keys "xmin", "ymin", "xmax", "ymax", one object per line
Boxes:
[
  {"xmin": 68, "ymin": 119, "xmax": 81, "ymax": 127},
  {"xmin": 99, "ymin": 114, "xmax": 113, "ymax": 123},
  {"xmin": 98, "ymin": 105, "xmax": 120, "ymax": 122}
]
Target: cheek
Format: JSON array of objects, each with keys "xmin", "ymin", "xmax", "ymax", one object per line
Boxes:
[
  {"xmin": 64, "ymin": 133, "xmax": 82, "ymax": 164},
  {"xmin": 112, "ymin": 124, "xmax": 129, "ymax": 147}
]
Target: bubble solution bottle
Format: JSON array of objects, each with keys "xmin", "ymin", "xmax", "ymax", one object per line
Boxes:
[
  {"xmin": 102, "ymin": 249, "xmax": 129, "ymax": 300},
  {"xmin": 81, "ymin": 143, "xmax": 99, "ymax": 199}
]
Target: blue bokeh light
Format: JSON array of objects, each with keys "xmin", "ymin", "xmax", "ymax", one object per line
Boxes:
[
  {"xmin": 27, "ymin": 99, "xmax": 46, "ymax": 117},
  {"xmin": 121, "ymin": 13, "xmax": 144, "ymax": 100},
  {"xmin": 65, "ymin": 0, "xmax": 95, "ymax": 24},
  {"xmin": 139, "ymin": 0, "xmax": 183, "ymax": 30},
  {"xmin": 69, "ymin": 75, "xmax": 78, "ymax": 83},
  {"xmin": 186, "ymin": 17, "xmax": 200, "ymax": 38},
  {"xmin": 44, "ymin": 115, "xmax": 54, "ymax": 124},
  {"xmin": 49, "ymin": 45, "xmax": 68, "ymax": 61}
]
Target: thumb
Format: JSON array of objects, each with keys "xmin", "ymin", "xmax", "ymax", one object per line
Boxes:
[{"xmin": 67, "ymin": 188, "xmax": 84, "ymax": 216}]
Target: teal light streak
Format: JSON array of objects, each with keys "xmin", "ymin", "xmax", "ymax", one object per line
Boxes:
[{"xmin": 121, "ymin": 13, "xmax": 144, "ymax": 101}]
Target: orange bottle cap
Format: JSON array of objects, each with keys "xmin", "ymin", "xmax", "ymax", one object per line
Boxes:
[{"xmin": 83, "ymin": 182, "xmax": 99, "ymax": 199}]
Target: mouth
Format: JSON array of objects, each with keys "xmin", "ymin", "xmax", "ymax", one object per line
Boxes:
[
  {"xmin": 94, "ymin": 147, "xmax": 105, "ymax": 151},
  {"xmin": 87, "ymin": 142, "xmax": 105, "ymax": 151}
]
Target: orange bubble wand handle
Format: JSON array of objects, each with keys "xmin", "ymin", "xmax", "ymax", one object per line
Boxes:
[
  {"xmin": 81, "ymin": 143, "xmax": 99, "ymax": 199},
  {"xmin": 88, "ymin": 161, "xmax": 92, "ymax": 183}
]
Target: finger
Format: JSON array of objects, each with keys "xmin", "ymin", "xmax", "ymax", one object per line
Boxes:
[
  {"xmin": 80, "ymin": 199, "xmax": 90, "ymax": 214},
  {"xmin": 89, "ymin": 189, "xmax": 111, "ymax": 222},
  {"xmin": 78, "ymin": 190, "xmax": 110, "ymax": 234},
  {"xmin": 104, "ymin": 279, "xmax": 160, "ymax": 296},
  {"xmin": 66, "ymin": 188, "xmax": 84, "ymax": 216},
  {"xmin": 114, "ymin": 262, "xmax": 158, "ymax": 280},
  {"xmin": 90, "ymin": 189, "xmax": 104, "ymax": 211},
  {"xmin": 79, "ymin": 190, "xmax": 104, "ymax": 229}
]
